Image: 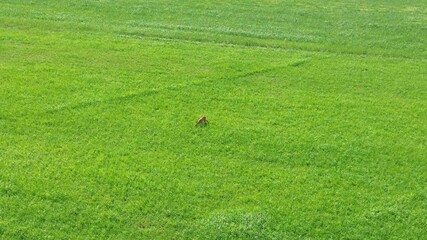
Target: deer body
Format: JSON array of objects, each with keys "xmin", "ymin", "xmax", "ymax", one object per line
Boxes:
[{"xmin": 195, "ymin": 116, "xmax": 209, "ymax": 126}]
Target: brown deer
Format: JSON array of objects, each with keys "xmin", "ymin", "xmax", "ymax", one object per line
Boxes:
[{"xmin": 195, "ymin": 116, "xmax": 209, "ymax": 127}]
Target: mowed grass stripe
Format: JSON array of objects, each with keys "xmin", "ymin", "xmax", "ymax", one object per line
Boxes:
[
  {"xmin": 1, "ymin": 0, "xmax": 426, "ymax": 59},
  {"xmin": 1, "ymin": 15, "xmax": 426, "ymax": 61}
]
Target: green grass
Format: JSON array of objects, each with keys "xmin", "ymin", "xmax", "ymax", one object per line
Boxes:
[{"xmin": 1, "ymin": 0, "xmax": 426, "ymax": 239}]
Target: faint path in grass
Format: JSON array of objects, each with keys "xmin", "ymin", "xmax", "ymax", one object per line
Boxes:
[
  {"xmin": 16, "ymin": 63, "xmax": 301, "ymax": 118},
  {"xmin": 118, "ymin": 26, "xmax": 427, "ymax": 62}
]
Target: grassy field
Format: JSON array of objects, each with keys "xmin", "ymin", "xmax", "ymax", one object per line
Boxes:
[{"xmin": 1, "ymin": 0, "xmax": 426, "ymax": 239}]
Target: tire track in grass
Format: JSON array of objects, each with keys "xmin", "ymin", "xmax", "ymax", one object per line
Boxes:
[
  {"xmin": 7, "ymin": 60, "xmax": 306, "ymax": 120},
  {"xmin": 117, "ymin": 28, "xmax": 427, "ymax": 62}
]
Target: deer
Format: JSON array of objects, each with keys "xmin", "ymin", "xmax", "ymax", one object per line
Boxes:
[{"xmin": 195, "ymin": 115, "xmax": 209, "ymax": 127}]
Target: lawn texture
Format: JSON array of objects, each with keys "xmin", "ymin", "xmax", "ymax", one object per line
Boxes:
[{"xmin": 0, "ymin": 0, "xmax": 426, "ymax": 239}]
